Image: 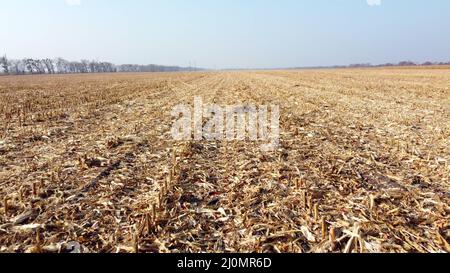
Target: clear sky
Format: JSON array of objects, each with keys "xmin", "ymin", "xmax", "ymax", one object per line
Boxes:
[{"xmin": 1, "ymin": 0, "xmax": 449, "ymax": 69}]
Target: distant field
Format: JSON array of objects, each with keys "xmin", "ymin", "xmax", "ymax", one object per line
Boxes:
[{"xmin": 0, "ymin": 68, "xmax": 449, "ymax": 253}]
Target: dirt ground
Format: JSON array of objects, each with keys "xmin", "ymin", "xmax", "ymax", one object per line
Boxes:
[{"xmin": 0, "ymin": 69, "xmax": 449, "ymax": 253}]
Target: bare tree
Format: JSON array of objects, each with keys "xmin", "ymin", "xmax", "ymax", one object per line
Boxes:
[
  {"xmin": 0, "ymin": 55, "xmax": 9, "ymax": 74},
  {"xmin": 24, "ymin": 59, "xmax": 35, "ymax": 74},
  {"xmin": 55, "ymin": 58, "xmax": 69, "ymax": 74},
  {"xmin": 81, "ymin": 60, "xmax": 90, "ymax": 73},
  {"xmin": 8, "ymin": 59, "xmax": 19, "ymax": 74},
  {"xmin": 42, "ymin": 58, "xmax": 55, "ymax": 74}
]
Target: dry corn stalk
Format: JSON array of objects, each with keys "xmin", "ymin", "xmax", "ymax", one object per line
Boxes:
[{"xmin": 0, "ymin": 69, "xmax": 448, "ymax": 253}]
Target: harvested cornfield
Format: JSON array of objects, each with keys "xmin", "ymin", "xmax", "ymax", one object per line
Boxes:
[{"xmin": 0, "ymin": 69, "xmax": 449, "ymax": 253}]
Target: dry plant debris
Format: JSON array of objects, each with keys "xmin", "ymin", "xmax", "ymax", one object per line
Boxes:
[{"xmin": 0, "ymin": 69, "xmax": 449, "ymax": 253}]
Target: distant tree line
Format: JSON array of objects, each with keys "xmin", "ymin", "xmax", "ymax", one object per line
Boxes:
[
  {"xmin": 297, "ymin": 61, "xmax": 450, "ymax": 70},
  {"xmin": 0, "ymin": 56, "xmax": 116, "ymax": 75},
  {"xmin": 117, "ymin": 64, "xmax": 197, "ymax": 73},
  {"xmin": 349, "ymin": 61, "xmax": 450, "ymax": 68},
  {"xmin": 0, "ymin": 55, "xmax": 200, "ymax": 75}
]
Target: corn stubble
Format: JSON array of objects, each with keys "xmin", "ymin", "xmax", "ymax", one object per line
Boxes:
[{"xmin": 0, "ymin": 69, "xmax": 449, "ymax": 253}]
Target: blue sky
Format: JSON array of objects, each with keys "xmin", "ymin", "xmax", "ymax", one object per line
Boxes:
[{"xmin": 1, "ymin": 0, "xmax": 449, "ymax": 68}]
